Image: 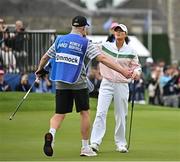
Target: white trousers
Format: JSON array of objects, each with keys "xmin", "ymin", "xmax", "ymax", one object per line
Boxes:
[{"xmin": 90, "ymin": 78, "xmax": 129, "ymax": 147}]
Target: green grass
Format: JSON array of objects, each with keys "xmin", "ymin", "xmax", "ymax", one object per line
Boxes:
[{"xmin": 0, "ymin": 92, "xmax": 180, "ymax": 161}]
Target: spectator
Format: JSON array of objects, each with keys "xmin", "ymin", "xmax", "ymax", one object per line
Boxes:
[
  {"xmin": 0, "ymin": 45, "xmax": 17, "ymax": 72},
  {"xmin": 13, "ymin": 20, "xmax": 26, "ymax": 52},
  {"xmin": 106, "ymin": 22, "xmax": 118, "ymax": 42},
  {"xmin": 15, "ymin": 74, "xmax": 31, "ymax": 92},
  {"xmin": 147, "ymin": 66, "xmax": 163, "ymax": 105},
  {"xmin": 162, "ymin": 67, "xmax": 179, "ymax": 107},
  {"xmin": 0, "ymin": 18, "xmax": 8, "ymax": 42},
  {"xmin": 142, "ymin": 57, "xmax": 154, "ymax": 87},
  {"xmin": 5, "ymin": 20, "xmax": 26, "ymax": 51},
  {"xmin": 134, "ymin": 77, "xmax": 146, "ymax": 104},
  {"xmin": 5, "ymin": 20, "xmax": 27, "ymax": 72},
  {"xmin": 157, "ymin": 59, "xmax": 165, "ymax": 76},
  {"xmin": 0, "ymin": 69, "xmax": 11, "ymax": 91},
  {"xmin": 34, "ymin": 74, "xmax": 52, "ymax": 93},
  {"xmin": 148, "ymin": 78, "xmax": 158, "ymax": 104},
  {"xmin": 159, "ymin": 66, "xmax": 172, "ymax": 88},
  {"xmin": 0, "ymin": 18, "xmax": 9, "ymax": 68}
]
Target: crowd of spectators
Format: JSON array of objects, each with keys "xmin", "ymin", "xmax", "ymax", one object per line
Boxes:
[
  {"xmin": 1, "ymin": 57, "xmax": 179, "ymax": 108},
  {"xmin": 145, "ymin": 59, "xmax": 180, "ymax": 108},
  {"xmin": 0, "ymin": 18, "xmax": 27, "ymax": 73},
  {"xmin": 0, "ymin": 68, "xmax": 53, "ymax": 93},
  {"xmin": 88, "ymin": 57, "xmax": 180, "ymax": 108}
]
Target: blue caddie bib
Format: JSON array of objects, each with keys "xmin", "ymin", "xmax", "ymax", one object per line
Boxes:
[{"xmin": 50, "ymin": 34, "xmax": 88, "ymax": 83}]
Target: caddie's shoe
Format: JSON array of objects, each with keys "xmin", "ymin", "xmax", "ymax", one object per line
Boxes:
[
  {"xmin": 80, "ymin": 146, "xmax": 97, "ymax": 156},
  {"xmin": 116, "ymin": 145, "xmax": 128, "ymax": 153},
  {"xmin": 43, "ymin": 133, "xmax": 53, "ymax": 156},
  {"xmin": 90, "ymin": 143, "xmax": 99, "ymax": 152}
]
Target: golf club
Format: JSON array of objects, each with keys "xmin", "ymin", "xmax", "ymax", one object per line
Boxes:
[
  {"xmin": 127, "ymin": 80, "xmax": 137, "ymax": 150},
  {"xmin": 9, "ymin": 79, "xmax": 37, "ymax": 120}
]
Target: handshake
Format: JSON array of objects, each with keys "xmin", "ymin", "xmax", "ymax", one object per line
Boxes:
[{"xmin": 122, "ymin": 68, "xmax": 141, "ymax": 80}]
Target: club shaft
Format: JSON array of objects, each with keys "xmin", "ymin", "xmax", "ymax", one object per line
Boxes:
[
  {"xmin": 9, "ymin": 80, "xmax": 36, "ymax": 120},
  {"xmin": 127, "ymin": 80, "xmax": 136, "ymax": 150},
  {"xmin": 9, "ymin": 98, "xmax": 25, "ymax": 119},
  {"xmin": 127, "ymin": 100, "xmax": 134, "ymax": 149}
]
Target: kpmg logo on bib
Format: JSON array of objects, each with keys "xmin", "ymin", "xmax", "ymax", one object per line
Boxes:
[{"xmin": 56, "ymin": 53, "xmax": 80, "ymax": 65}]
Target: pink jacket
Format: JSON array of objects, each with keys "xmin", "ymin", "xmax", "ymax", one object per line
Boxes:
[{"xmin": 100, "ymin": 41, "xmax": 141, "ymax": 83}]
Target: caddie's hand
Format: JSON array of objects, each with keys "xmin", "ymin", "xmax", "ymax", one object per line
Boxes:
[
  {"xmin": 131, "ymin": 71, "xmax": 141, "ymax": 80},
  {"xmin": 35, "ymin": 68, "xmax": 42, "ymax": 79},
  {"xmin": 35, "ymin": 68, "xmax": 49, "ymax": 79}
]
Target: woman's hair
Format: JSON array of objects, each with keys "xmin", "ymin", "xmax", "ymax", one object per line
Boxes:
[{"xmin": 125, "ymin": 36, "xmax": 130, "ymax": 44}]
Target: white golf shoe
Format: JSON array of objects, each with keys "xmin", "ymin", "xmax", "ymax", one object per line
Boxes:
[
  {"xmin": 80, "ymin": 146, "xmax": 97, "ymax": 156},
  {"xmin": 90, "ymin": 143, "xmax": 99, "ymax": 152},
  {"xmin": 116, "ymin": 145, "xmax": 128, "ymax": 153}
]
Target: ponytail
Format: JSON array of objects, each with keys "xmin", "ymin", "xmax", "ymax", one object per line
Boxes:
[{"xmin": 125, "ymin": 36, "xmax": 130, "ymax": 44}]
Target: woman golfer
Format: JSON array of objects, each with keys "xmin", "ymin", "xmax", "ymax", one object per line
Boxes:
[{"xmin": 90, "ymin": 24, "xmax": 141, "ymax": 153}]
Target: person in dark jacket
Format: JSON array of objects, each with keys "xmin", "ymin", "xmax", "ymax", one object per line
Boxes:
[
  {"xmin": 15, "ymin": 74, "xmax": 31, "ymax": 92},
  {"xmin": 0, "ymin": 69, "xmax": 11, "ymax": 91}
]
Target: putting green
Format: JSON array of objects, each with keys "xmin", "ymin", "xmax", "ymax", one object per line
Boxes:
[{"xmin": 0, "ymin": 92, "xmax": 180, "ymax": 161}]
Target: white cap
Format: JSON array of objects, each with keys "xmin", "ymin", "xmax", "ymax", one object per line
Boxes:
[
  {"xmin": 114, "ymin": 24, "xmax": 128, "ymax": 34},
  {"xmin": 146, "ymin": 57, "xmax": 153, "ymax": 63}
]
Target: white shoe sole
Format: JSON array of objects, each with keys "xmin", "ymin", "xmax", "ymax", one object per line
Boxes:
[
  {"xmin": 80, "ymin": 153, "xmax": 97, "ymax": 156},
  {"xmin": 116, "ymin": 149, "xmax": 128, "ymax": 153}
]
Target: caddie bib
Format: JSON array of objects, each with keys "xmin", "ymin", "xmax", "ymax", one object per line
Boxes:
[{"xmin": 50, "ymin": 34, "xmax": 88, "ymax": 83}]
